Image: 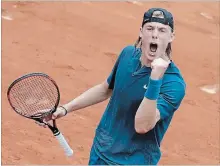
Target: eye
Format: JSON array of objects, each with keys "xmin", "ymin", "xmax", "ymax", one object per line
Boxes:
[
  {"xmin": 146, "ymin": 26, "xmax": 153, "ymax": 31},
  {"xmin": 159, "ymin": 28, "xmax": 166, "ymax": 32}
]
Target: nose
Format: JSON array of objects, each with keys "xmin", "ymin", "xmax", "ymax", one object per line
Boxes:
[{"xmin": 152, "ymin": 29, "xmax": 158, "ymax": 39}]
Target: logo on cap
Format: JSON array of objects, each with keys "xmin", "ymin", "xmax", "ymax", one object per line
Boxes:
[{"xmin": 152, "ymin": 10, "xmax": 164, "ymax": 19}]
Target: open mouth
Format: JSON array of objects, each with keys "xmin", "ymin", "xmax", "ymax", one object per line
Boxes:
[{"xmin": 150, "ymin": 43, "xmax": 158, "ymax": 52}]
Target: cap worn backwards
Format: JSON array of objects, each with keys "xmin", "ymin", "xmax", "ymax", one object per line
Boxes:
[{"xmin": 142, "ymin": 8, "xmax": 174, "ymax": 31}]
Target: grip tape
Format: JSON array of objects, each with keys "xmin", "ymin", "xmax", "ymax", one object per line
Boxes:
[{"xmin": 55, "ymin": 132, "xmax": 73, "ymax": 157}]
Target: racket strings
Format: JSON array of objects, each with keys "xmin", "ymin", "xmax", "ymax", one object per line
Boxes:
[{"xmin": 8, "ymin": 75, "xmax": 59, "ymax": 117}]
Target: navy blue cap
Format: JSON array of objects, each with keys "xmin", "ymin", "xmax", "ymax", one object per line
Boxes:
[{"xmin": 142, "ymin": 8, "xmax": 174, "ymax": 31}]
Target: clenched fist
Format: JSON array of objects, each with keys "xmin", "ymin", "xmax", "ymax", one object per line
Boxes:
[
  {"xmin": 35, "ymin": 106, "xmax": 68, "ymax": 128},
  {"xmin": 150, "ymin": 57, "xmax": 171, "ymax": 80}
]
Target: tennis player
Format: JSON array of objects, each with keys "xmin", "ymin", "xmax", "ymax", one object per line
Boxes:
[{"xmin": 39, "ymin": 8, "xmax": 186, "ymax": 165}]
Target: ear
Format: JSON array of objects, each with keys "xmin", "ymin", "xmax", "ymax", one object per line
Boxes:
[
  {"xmin": 139, "ymin": 27, "xmax": 143, "ymax": 38},
  {"xmin": 169, "ymin": 31, "xmax": 175, "ymax": 43}
]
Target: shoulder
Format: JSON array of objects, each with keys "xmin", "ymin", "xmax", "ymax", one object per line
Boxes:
[
  {"xmin": 113, "ymin": 45, "xmax": 137, "ymax": 65},
  {"xmin": 119, "ymin": 45, "xmax": 137, "ymax": 56},
  {"xmin": 122, "ymin": 45, "xmax": 136, "ymax": 52},
  {"xmin": 117, "ymin": 45, "xmax": 138, "ymax": 62}
]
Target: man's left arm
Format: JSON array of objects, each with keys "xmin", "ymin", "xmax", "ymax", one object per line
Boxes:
[
  {"xmin": 134, "ymin": 58, "xmax": 185, "ymax": 134},
  {"xmin": 134, "ymin": 80, "xmax": 185, "ymax": 134}
]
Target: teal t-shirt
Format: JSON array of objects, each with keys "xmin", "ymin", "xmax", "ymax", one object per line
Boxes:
[{"xmin": 92, "ymin": 45, "xmax": 186, "ymax": 165}]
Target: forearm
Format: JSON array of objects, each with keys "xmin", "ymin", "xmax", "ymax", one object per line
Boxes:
[
  {"xmin": 135, "ymin": 98, "xmax": 157, "ymax": 133},
  {"xmin": 135, "ymin": 78, "xmax": 162, "ymax": 133},
  {"xmin": 63, "ymin": 81, "xmax": 112, "ymax": 113}
]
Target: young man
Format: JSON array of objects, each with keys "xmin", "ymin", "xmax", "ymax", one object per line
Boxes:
[{"xmin": 39, "ymin": 8, "xmax": 186, "ymax": 165}]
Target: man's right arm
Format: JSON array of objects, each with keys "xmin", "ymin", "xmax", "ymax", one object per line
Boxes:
[
  {"xmin": 62, "ymin": 46, "xmax": 128, "ymax": 114},
  {"xmin": 62, "ymin": 80, "xmax": 112, "ymax": 113},
  {"xmin": 39, "ymin": 47, "xmax": 127, "ymax": 123}
]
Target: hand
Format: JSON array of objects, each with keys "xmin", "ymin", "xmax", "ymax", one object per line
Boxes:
[
  {"xmin": 150, "ymin": 57, "xmax": 170, "ymax": 80},
  {"xmin": 35, "ymin": 106, "xmax": 68, "ymax": 128}
]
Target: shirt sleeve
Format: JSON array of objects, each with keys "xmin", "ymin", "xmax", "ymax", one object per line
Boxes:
[
  {"xmin": 107, "ymin": 48, "xmax": 126, "ymax": 90},
  {"xmin": 157, "ymin": 81, "xmax": 186, "ymax": 120}
]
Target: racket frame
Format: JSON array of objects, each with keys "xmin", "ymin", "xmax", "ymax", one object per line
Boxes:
[
  {"xmin": 7, "ymin": 72, "xmax": 73, "ymax": 156},
  {"xmin": 7, "ymin": 72, "xmax": 60, "ymax": 135}
]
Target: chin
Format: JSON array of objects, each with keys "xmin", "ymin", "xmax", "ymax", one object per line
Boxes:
[{"xmin": 146, "ymin": 54, "xmax": 157, "ymax": 61}]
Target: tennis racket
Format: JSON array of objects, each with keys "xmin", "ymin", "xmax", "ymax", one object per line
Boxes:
[{"xmin": 7, "ymin": 72, "xmax": 73, "ymax": 157}]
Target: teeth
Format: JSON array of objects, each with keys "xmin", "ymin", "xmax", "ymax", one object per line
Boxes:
[{"xmin": 149, "ymin": 52, "xmax": 155, "ymax": 56}]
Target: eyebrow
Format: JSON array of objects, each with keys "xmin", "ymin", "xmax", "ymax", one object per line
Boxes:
[
  {"xmin": 145, "ymin": 25, "xmax": 153, "ymax": 28},
  {"xmin": 145, "ymin": 25, "xmax": 167, "ymax": 30},
  {"xmin": 159, "ymin": 27, "xmax": 167, "ymax": 30}
]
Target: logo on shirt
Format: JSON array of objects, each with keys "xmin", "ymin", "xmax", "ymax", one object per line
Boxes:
[{"xmin": 143, "ymin": 84, "xmax": 148, "ymax": 90}]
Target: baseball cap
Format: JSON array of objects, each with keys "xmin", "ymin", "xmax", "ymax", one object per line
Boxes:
[{"xmin": 142, "ymin": 8, "xmax": 174, "ymax": 31}]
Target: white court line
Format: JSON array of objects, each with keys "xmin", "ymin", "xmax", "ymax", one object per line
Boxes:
[
  {"xmin": 200, "ymin": 12, "xmax": 213, "ymax": 20},
  {"xmin": 2, "ymin": 15, "xmax": 13, "ymax": 21},
  {"xmin": 132, "ymin": 1, "xmax": 143, "ymax": 6},
  {"xmin": 200, "ymin": 84, "xmax": 219, "ymax": 94},
  {"xmin": 210, "ymin": 35, "xmax": 219, "ymax": 40},
  {"xmin": 126, "ymin": 1, "xmax": 143, "ymax": 6}
]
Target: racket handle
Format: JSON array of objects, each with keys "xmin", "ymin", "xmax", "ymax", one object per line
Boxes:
[{"xmin": 55, "ymin": 132, "xmax": 73, "ymax": 157}]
